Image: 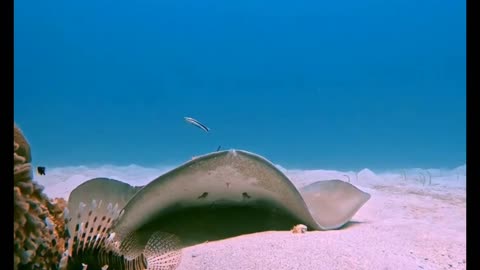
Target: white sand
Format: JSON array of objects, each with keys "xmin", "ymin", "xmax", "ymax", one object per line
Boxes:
[
  {"xmin": 39, "ymin": 165, "xmax": 466, "ymax": 270},
  {"xmin": 177, "ymin": 184, "xmax": 466, "ymax": 270}
]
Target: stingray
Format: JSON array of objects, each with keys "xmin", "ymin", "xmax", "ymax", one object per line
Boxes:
[{"xmin": 68, "ymin": 150, "xmax": 370, "ymax": 249}]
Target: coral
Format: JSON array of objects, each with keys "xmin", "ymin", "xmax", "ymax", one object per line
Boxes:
[
  {"xmin": 13, "ymin": 125, "xmax": 181, "ymax": 270},
  {"xmin": 46, "ymin": 198, "xmax": 68, "ymax": 253},
  {"xmin": 14, "ymin": 124, "xmax": 68, "ymax": 270}
]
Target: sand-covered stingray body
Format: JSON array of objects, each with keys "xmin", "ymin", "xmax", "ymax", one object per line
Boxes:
[
  {"xmin": 89, "ymin": 150, "xmax": 371, "ymax": 247},
  {"xmin": 14, "ymin": 124, "xmax": 68, "ymax": 270}
]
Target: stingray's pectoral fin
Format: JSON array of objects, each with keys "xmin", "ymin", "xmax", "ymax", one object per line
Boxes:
[
  {"xmin": 299, "ymin": 180, "xmax": 371, "ymax": 230},
  {"xmin": 143, "ymin": 231, "xmax": 183, "ymax": 270}
]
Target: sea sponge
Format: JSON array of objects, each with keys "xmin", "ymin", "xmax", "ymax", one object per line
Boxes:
[{"xmin": 14, "ymin": 124, "xmax": 68, "ymax": 270}]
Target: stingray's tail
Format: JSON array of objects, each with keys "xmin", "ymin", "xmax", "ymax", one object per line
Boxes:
[{"xmin": 60, "ymin": 199, "xmax": 182, "ymax": 270}]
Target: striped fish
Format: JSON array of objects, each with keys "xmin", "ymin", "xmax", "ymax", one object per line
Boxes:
[{"xmin": 184, "ymin": 117, "xmax": 210, "ymax": 133}]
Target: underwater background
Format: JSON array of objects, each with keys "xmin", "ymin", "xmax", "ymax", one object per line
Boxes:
[
  {"xmin": 13, "ymin": 1, "xmax": 467, "ymax": 269},
  {"xmin": 14, "ymin": 0, "xmax": 465, "ymax": 172}
]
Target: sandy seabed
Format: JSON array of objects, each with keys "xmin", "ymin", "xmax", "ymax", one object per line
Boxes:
[
  {"xmin": 175, "ymin": 183, "xmax": 466, "ymax": 270},
  {"xmin": 43, "ymin": 172, "xmax": 466, "ymax": 270}
]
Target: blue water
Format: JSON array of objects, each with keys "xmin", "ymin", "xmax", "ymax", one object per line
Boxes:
[{"xmin": 14, "ymin": 0, "xmax": 466, "ymax": 171}]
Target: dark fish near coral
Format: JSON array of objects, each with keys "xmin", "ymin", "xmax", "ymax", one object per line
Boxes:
[
  {"xmin": 184, "ymin": 117, "xmax": 210, "ymax": 133},
  {"xmin": 61, "ymin": 180, "xmax": 183, "ymax": 270},
  {"xmin": 37, "ymin": 166, "xmax": 46, "ymax": 176}
]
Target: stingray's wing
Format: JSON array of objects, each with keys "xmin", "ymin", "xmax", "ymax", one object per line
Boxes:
[{"xmin": 299, "ymin": 180, "xmax": 371, "ymax": 230}]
